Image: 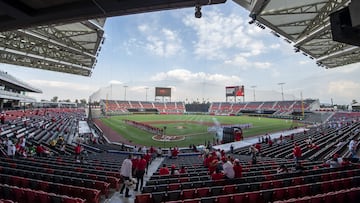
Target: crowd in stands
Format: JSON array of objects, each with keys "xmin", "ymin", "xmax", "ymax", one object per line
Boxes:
[
  {"xmin": 101, "ymin": 100, "xmax": 186, "ymax": 114},
  {"xmin": 0, "ymin": 106, "xmax": 360, "ymax": 203}
]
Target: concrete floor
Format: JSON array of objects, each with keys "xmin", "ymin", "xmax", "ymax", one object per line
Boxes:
[{"xmin": 104, "ymin": 157, "xmax": 164, "ymax": 203}]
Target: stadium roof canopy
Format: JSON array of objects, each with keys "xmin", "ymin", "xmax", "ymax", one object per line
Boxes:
[
  {"xmin": 0, "ymin": 70, "xmax": 42, "ymax": 93},
  {"xmin": 233, "ymin": 0, "xmax": 360, "ymax": 69},
  {"xmin": 0, "ymin": 0, "xmax": 226, "ymax": 76}
]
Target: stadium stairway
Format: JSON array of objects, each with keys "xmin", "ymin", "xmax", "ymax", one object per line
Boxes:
[{"xmin": 105, "ymin": 157, "xmax": 164, "ymax": 203}]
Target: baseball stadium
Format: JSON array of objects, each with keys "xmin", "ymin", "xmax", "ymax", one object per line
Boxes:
[{"xmin": 0, "ymin": 1, "xmax": 360, "ymax": 203}]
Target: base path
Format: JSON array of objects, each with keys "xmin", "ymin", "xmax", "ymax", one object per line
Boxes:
[{"xmin": 93, "ymin": 119, "xmax": 134, "ymax": 145}]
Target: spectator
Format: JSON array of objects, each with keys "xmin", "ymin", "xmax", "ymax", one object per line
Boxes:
[
  {"xmin": 120, "ymin": 154, "xmax": 133, "ymax": 198},
  {"xmin": 179, "ymin": 166, "xmax": 187, "ymax": 174},
  {"xmin": 60, "ymin": 144, "xmax": 66, "ymax": 155},
  {"xmin": 7, "ymin": 143, "xmax": 15, "ymax": 158},
  {"xmin": 159, "ymin": 164, "xmax": 170, "ymax": 175},
  {"xmin": 255, "ymin": 143, "xmax": 261, "ymax": 153},
  {"xmin": 230, "ymin": 144, "xmax": 234, "ymax": 154},
  {"xmin": 36, "ymin": 144, "xmax": 45, "ymax": 157},
  {"xmin": 170, "ymin": 165, "xmax": 180, "ymax": 176},
  {"xmin": 233, "ymin": 159, "xmax": 243, "ymax": 178},
  {"xmin": 131, "ymin": 156, "xmax": 139, "ymax": 176},
  {"xmin": 222, "ymin": 158, "xmax": 235, "ymax": 179},
  {"xmin": 294, "ymin": 162, "xmax": 306, "ymax": 173},
  {"xmin": 326, "ymin": 156, "xmax": 341, "ymax": 168},
  {"xmin": 211, "ymin": 168, "xmax": 224, "ymax": 180},
  {"xmin": 135, "ymin": 155, "xmax": 147, "ymax": 191},
  {"xmin": 277, "ymin": 164, "xmax": 289, "ymax": 174},
  {"xmin": 156, "ymin": 147, "xmax": 163, "ymax": 157},
  {"xmin": 341, "ymin": 157, "xmax": 351, "ymax": 167},
  {"xmin": 268, "ymin": 138, "xmax": 273, "ymax": 147},
  {"xmin": 171, "ymin": 147, "xmax": 179, "ymax": 159},
  {"xmin": 143, "ymin": 151, "xmax": 151, "ymax": 174},
  {"xmin": 293, "ymin": 143, "xmax": 302, "ymax": 163},
  {"xmin": 74, "ymin": 144, "xmax": 82, "ymax": 160},
  {"xmin": 349, "ymin": 139, "xmax": 357, "ymax": 158},
  {"xmin": 141, "ymin": 146, "xmax": 147, "ymax": 154}
]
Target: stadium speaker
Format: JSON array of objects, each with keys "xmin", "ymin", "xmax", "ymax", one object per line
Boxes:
[
  {"xmin": 330, "ymin": 1, "xmax": 360, "ymax": 46},
  {"xmin": 222, "ymin": 127, "xmax": 235, "ymax": 144},
  {"xmin": 223, "ymin": 127, "xmax": 234, "ymax": 134}
]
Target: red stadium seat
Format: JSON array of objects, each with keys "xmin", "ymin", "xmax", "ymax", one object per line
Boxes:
[
  {"xmin": 287, "ymin": 186, "xmax": 300, "ymax": 199},
  {"xmin": 168, "ymin": 183, "xmax": 181, "ymax": 191},
  {"xmin": 300, "ymin": 184, "xmax": 311, "ymax": 196},
  {"xmin": 183, "ymin": 189, "xmax": 196, "ymax": 200},
  {"xmin": 223, "ymin": 185, "xmax": 236, "ymax": 194},
  {"xmin": 135, "ymin": 193, "xmax": 151, "ymax": 203},
  {"xmin": 248, "ymin": 191, "xmax": 261, "ymax": 203},
  {"xmin": 24, "ymin": 188, "xmax": 36, "ymax": 202},
  {"xmin": 217, "ymin": 195, "xmax": 232, "ymax": 203},
  {"xmin": 233, "ymin": 193, "xmax": 247, "ymax": 203},
  {"xmin": 273, "ymin": 188, "xmax": 287, "ymax": 201},
  {"xmin": 260, "ymin": 181, "xmax": 271, "ymax": 190},
  {"xmin": 196, "ymin": 187, "xmax": 209, "ymax": 197}
]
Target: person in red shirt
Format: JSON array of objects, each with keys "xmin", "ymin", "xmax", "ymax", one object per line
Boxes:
[
  {"xmin": 233, "ymin": 159, "xmax": 242, "ymax": 178},
  {"xmin": 135, "ymin": 155, "xmax": 147, "ymax": 191},
  {"xmin": 293, "ymin": 143, "xmax": 302, "ymax": 163},
  {"xmin": 159, "ymin": 164, "xmax": 170, "ymax": 175},
  {"xmin": 211, "ymin": 168, "xmax": 224, "ymax": 180},
  {"xmin": 149, "ymin": 146, "xmax": 155, "ymax": 155},
  {"xmin": 268, "ymin": 139, "xmax": 273, "ymax": 147},
  {"xmin": 171, "ymin": 147, "xmax": 179, "ymax": 159},
  {"xmin": 255, "ymin": 143, "xmax": 261, "ymax": 153},
  {"xmin": 179, "ymin": 166, "xmax": 187, "ymax": 174},
  {"xmin": 143, "ymin": 152, "xmax": 151, "ymax": 174},
  {"xmin": 74, "ymin": 144, "xmax": 82, "ymax": 160},
  {"xmin": 208, "ymin": 156, "xmax": 218, "ymax": 175},
  {"xmin": 131, "ymin": 157, "xmax": 139, "ymax": 176}
]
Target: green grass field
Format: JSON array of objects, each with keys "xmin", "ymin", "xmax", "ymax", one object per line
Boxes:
[{"xmin": 100, "ymin": 114, "xmax": 302, "ymax": 147}]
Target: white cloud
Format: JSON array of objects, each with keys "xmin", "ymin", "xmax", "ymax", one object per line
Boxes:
[
  {"xmin": 299, "ymin": 60, "xmax": 310, "ymax": 65},
  {"xmin": 224, "ymin": 54, "xmax": 272, "ymax": 71},
  {"xmin": 328, "ymin": 80, "xmax": 360, "ymax": 100},
  {"xmin": 109, "ymin": 80, "xmax": 122, "ymax": 85},
  {"xmin": 150, "ymin": 68, "xmax": 241, "ymax": 84},
  {"xmin": 138, "ymin": 25, "xmax": 183, "ymax": 57},
  {"xmin": 270, "ymin": 44, "xmax": 281, "ymax": 49},
  {"xmin": 29, "ymin": 80, "xmax": 92, "ymax": 91},
  {"xmin": 183, "ymin": 11, "xmax": 266, "ymax": 60}
]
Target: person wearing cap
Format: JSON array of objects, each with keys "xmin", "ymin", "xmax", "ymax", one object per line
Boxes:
[{"xmin": 233, "ymin": 159, "xmax": 243, "ymax": 178}]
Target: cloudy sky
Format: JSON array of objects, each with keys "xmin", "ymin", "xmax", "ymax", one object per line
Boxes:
[{"xmin": 1, "ymin": 1, "xmax": 359, "ymax": 105}]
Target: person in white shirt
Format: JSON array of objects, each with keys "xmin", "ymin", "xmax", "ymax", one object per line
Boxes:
[
  {"xmin": 222, "ymin": 158, "xmax": 235, "ymax": 179},
  {"xmin": 141, "ymin": 146, "xmax": 147, "ymax": 154},
  {"xmin": 349, "ymin": 139, "xmax": 357, "ymax": 158},
  {"xmin": 7, "ymin": 143, "xmax": 15, "ymax": 158},
  {"xmin": 120, "ymin": 154, "xmax": 133, "ymax": 198}
]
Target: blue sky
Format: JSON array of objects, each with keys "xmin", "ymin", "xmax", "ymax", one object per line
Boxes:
[{"xmin": 1, "ymin": 1, "xmax": 359, "ymax": 105}]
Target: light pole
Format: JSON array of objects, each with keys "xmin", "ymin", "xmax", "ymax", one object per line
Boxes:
[
  {"xmin": 123, "ymin": 85, "xmax": 128, "ymax": 101},
  {"xmin": 251, "ymin": 85, "xmax": 257, "ymax": 101},
  {"xmin": 145, "ymin": 87, "xmax": 149, "ymax": 101},
  {"xmin": 278, "ymin": 82, "xmax": 285, "ymax": 101}
]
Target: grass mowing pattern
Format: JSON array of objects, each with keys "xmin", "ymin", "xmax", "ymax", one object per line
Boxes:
[{"xmin": 100, "ymin": 115, "xmax": 302, "ymax": 147}]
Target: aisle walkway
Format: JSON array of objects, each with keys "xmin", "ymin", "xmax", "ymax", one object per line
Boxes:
[{"xmin": 105, "ymin": 157, "xmax": 164, "ymax": 203}]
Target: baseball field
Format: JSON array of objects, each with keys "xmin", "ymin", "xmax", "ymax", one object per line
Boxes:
[{"xmin": 99, "ymin": 114, "xmax": 302, "ymax": 148}]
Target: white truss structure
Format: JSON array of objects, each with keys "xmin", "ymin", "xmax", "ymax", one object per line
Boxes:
[
  {"xmin": 233, "ymin": 0, "xmax": 360, "ymax": 69},
  {"xmin": 0, "ymin": 18, "xmax": 105, "ymax": 76}
]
